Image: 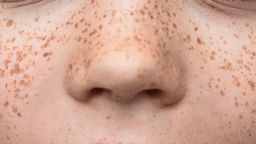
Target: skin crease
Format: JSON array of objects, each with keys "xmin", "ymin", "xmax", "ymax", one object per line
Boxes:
[{"xmin": 0, "ymin": 0, "xmax": 256, "ymax": 143}]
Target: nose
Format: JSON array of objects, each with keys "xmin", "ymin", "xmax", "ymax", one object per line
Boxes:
[{"xmin": 65, "ymin": 47, "xmax": 186, "ymax": 106}]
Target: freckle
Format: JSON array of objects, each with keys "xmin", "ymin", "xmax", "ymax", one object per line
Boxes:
[
  {"xmin": 4, "ymin": 59, "xmax": 11, "ymax": 69},
  {"xmin": 239, "ymin": 114, "xmax": 243, "ymax": 120},
  {"xmin": 74, "ymin": 23, "xmax": 79, "ymax": 28},
  {"xmin": 6, "ymin": 19, "xmax": 14, "ymax": 27},
  {"xmin": 3, "ymin": 101, "xmax": 9, "ymax": 107},
  {"xmin": 194, "ymin": 26, "xmax": 198, "ymax": 31},
  {"xmin": 17, "ymin": 113, "xmax": 22, "ymax": 117},
  {"xmin": 232, "ymin": 75, "xmax": 240, "ymax": 87},
  {"xmin": 154, "ymin": 29, "xmax": 158, "ymax": 35},
  {"xmin": 82, "ymin": 28, "xmax": 88, "ymax": 33},
  {"xmin": 173, "ymin": 12, "xmax": 176, "ymax": 17},
  {"xmin": 220, "ymin": 90, "xmax": 225, "ymax": 97},
  {"xmin": 134, "ymin": 35, "xmax": 141, "ymax": 42},
  {"xmin": 10, "ymin": 63, "xmax": 22, "ymax": 75},
  {"xmin": 90, "ymin": 0, "xmax": 95, "ymax": 4},
  {"xmin": 197, "ymin": 37, "xmax": 204, "ymax": 45},
  {"xmin": 209, "ymin": 51, "xmax": 215, "ymax": 60},
  {"xmin": 172, "ymin": 23, "xmax": 177, "ymax": 29},
  {"xmin": 248, "ymin": 80, "xmax": 255, "ymax": 91},
  {"xmin": 135, "ymin": 18, "xmax": 140, "ymax": 23},
  {"xmin": 139, "ymin": 10, "xmax": 145, "ymax": 15},
  {"xmin": 80, "ymin": 18, "xmax": 85, "ymax": 23},
  {"xmin": 98, "ymin": 24, "xmax": 102, "ymax": 30},
  {"xmin": 12, "ymin": 105, "xmax": 18, "ymax": 113},
  {"xmin": 0, "ymin": 69, "xmax": 4, "ymax": 77},
  {"xmin": 105, "ymin": 115, "xmax": 111, "ymax": 120},
  {"xmin": 235, "ymin": 102, "xmax": 239, "ymax": 108},
  {"xmin": 16, "ymin": 51, "xmax": 26, "ymax": 62},
  {"xmin": 43, "ymin": 52, "xmax": 52, "ymax": 58},
  {"xmin": 148, "ymin": 11, "xmax": 154, "ymax": 19},
  {"xmin": 245, "ymin": 102, "xmax": 249, "ymax": 107}
]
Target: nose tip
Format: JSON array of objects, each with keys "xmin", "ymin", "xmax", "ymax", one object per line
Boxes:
[{"xmin": 65, "ymin": 51, "xmax": 186, "ymax": 106}]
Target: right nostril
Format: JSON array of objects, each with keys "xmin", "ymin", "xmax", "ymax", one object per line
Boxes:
[
  {"xmin": 140, "ymin": 89, "xmax": 163, "ymax": 98},
  {"xmin": 87, "ymin": 87, "xmax": 112, "ymax": 97}
]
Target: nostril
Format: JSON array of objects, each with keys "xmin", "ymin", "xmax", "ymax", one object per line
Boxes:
[
  {"xmin": 87, "ymin": 87, "xmax": 112, "ymax": 97},
  {"xmin": 140, "ymin": 89, "xmax": 163, "ymax": 97}
]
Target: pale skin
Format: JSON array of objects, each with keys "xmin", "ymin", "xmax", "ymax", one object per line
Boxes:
[{"xmin": 0, "ymin": 0, "xmax": 256, "ymax": 143}]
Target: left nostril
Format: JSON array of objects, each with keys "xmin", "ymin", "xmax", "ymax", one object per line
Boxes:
[{"xmin": 87, "ymin": 87, "xmax": 112, "ymax": 97}]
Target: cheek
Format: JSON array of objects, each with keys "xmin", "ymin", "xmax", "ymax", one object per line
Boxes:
[
  {"xmin": 177, "ymin": 11, "xmax": 256, "ymax": 135},
  {"xmin": 0, "ymin": 22, "xmax": 58, "ymax": 119}
]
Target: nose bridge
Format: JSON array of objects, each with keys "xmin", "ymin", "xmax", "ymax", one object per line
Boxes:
[{"xmin": 86, "ymin": 0, "xmax": 160, "ymax": 49}]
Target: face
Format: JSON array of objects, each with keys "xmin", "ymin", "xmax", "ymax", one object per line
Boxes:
[{"xmin": 0, "ymin": 0, "xmax": 256, "ymax": 143}]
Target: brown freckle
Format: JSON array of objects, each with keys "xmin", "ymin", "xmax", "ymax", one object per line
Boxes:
[
  {"xmin": 12, "ymin": 105, "xmax": 18, "ymax": 113},
  {"xmin": 105, "ymin": 115, "xmax": 111, "ymax": 120},
  {"xmin": 16, "ymin": 51, "xmax": 26, "ymax": 62},
  {"xmin": 10, "ymin": 63, "xmax": 22, "ymax": 75},
  {"xmin": 239, "ymin": 114, "xmax": 243, "ymax": 120},
  {"xmin": 154, "ymin": 29, "xmax": 158, "ymax": 35},
  {"xmin": 186, "ymin": 35, "xmax": 191, "ymax": 42},
  {"xmin": 197, "ymin": 37, "xmax": 204, "ymax": 45},
  {"xmin": 235, "ymin": 102, "xmax": 239, "ymax": 108},
  {"xmin": 172, "ymin": 23, "xmax": 177, "ymax": 29},
  {"xmin": 74, "ymin": 23, "xmax": 79, "ymax": 28},
  {"xmin": 6, "ymin": 19, "xmax": 14, "ymax": 27},
  {"xmin": 134, "ymin": 35, "xmax": 141, "ymax": 42},
  {"xmin": 0, "ymin": 69, "xmax": 4, "ymax": 77},
  {"xmin": 209, "ymin": 51, "xmax": 215, "ymax": 60},
  {"xmin": 188, "ymin": 46, "xmax": 194, "ymax": 50},
  {"xmin": 220, "ymin": 62, "xmax": 233, "ymax": 71},
  {"xmin": 220, "ymin": 90, "xmax": 225, "ymax": 97},
  {"xmin": 134, "ymin": 18, "xmax": 140, "ymax": 23},
  {"xmin": 89, "ymin": 29, "xmax": 97, "ymax": 36},
  {"xmin": 3, "ymin": 101, "xmax": 9, "ymax": 107},
  {"xmin": 232, "ymin": 76, "xmax": 240, "ymax": 87},
  {"xmin": 248, "ymin": 80, "xmax": 255, "ymax": 91},
  {"xmin": 140, "ymin": 10, "xmax": 145, "ymax": 15},
  {"xmin": 173, "ymin": 12, "xmax": 176, "ymax": 17},
  {"xmin": 80, "ymin": 18, "xmax": 85, "ymax": 23},
  {"xmin": 4, "ymin": 59, "xmax": 11, "ymax": 69},
  {"xmin": 252, "ymin": 109, "xmax": 256, "ymax": 113},
  {"xmin": 99, "ymin": 25, "xmax": 102, "ymax": 30},
  {"xmin": 148, "ymin": 11, "xmax": 154, "ymax": 19},
  {"xmin": 17, "ymin": 113, "xmax": 22, "ymax": 117}
]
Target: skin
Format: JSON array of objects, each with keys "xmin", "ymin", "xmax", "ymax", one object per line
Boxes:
[{"xmin": 0, "ymin": 0, "xmax": 256, "ymax": 143}]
